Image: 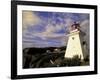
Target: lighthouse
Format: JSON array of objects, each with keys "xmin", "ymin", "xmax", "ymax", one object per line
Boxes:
[{"xmin": 65, "ymin": 22, "xmax": 86, "ymax": 60}]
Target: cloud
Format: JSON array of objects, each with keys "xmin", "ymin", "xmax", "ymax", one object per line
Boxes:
[
  {"xmin": 64, "ymin": 18, "xmax": 74, "ymax": 32},
  {"xmin": 80, "ymin": 19, "xmax": 89, "ymax": 48},
  {"xmin": 22, "ymin": 11, "xmax": 89, "ymax": 48},
  {"xmin": 22, "ymin": 11, "xmax": 41, "ymax": 30},
  {"xmin": 80, "ymin": 19, "xmax": 89, "ymax": 36},
  {"xmin": 40, "ymin": 17, "xmax": 66, "ymax": 39}
]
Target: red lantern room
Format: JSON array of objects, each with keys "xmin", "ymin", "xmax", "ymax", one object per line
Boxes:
[{"xmin": 71, "ymin": 22, "xmax": 80, "ymax": 31}]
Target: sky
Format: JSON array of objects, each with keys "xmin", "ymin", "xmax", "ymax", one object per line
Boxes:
[{"xmin": 22, "ymin": 11, "xmax": 89, "ymax": 49}]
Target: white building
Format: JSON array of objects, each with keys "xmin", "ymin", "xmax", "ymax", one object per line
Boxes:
[{"xmin": 65, "ymin": 22, "xmax": 87, "ymax": 60}]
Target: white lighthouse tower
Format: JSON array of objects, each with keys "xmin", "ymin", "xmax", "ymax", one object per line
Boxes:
[{"xmin": 65, "ymin": 22, "xmax": 86, "ymax": 60}]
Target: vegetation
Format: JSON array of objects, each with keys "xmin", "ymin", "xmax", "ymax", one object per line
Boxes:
[
  {"xmin": 60, "ymin": 55, "xmax": 81, "ymax": 66},
  {"xmin": 23, "ymin": 47, "xmax": 89, "ymax": 68}
]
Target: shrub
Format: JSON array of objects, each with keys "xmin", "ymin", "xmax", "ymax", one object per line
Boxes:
[
  {"xmin": 60, "ymin": 55, "xmax": 81, "ymax": 66},
  {"xmin": 84, "ymin": 55, "xmax": 89, "ymax": 62}
]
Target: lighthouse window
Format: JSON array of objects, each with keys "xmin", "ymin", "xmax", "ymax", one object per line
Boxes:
[{"xmin": 72, "ymin": 37, "xmax": 74, "ymax": 40}]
